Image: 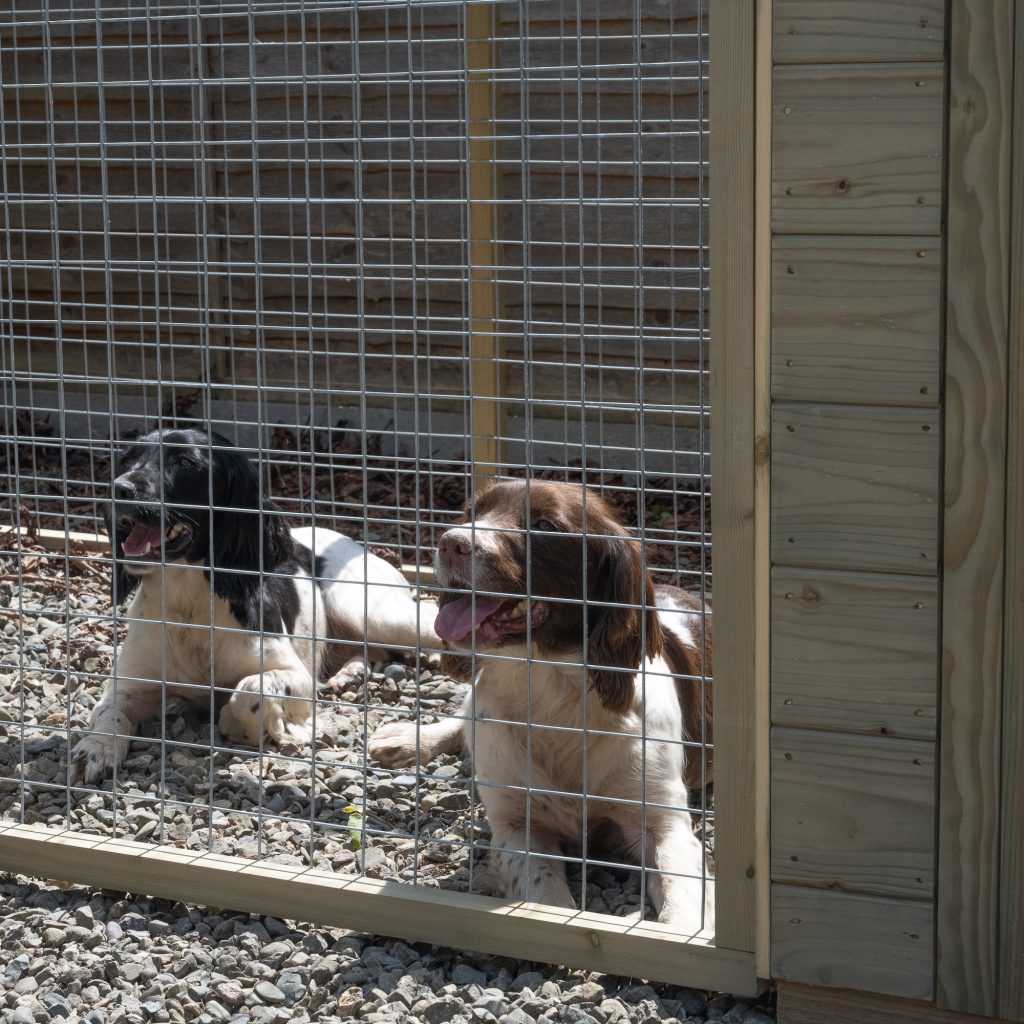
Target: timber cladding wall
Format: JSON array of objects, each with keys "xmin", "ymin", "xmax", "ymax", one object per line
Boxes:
[
  {"xmin": 768, "ymin": 1, "xmax": 1022, "ymax": 1018},
  {"xmin": 767, "ymin": 0, "xmax": 944, "ymax": 1004}
]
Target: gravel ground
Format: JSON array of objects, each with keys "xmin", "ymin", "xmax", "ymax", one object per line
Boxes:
[
  {"xmin": 0, "ymin": 876, "xmax": 776, "ymax": 1024},
  {"xmin": 0, "ymin": 540, "xmax": 747, "ymax": 1022}
]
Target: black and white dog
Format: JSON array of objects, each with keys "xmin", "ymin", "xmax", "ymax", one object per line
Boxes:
[{"xmin": 70, "ymin": 427, "xmax": 438, "ymax": 785}]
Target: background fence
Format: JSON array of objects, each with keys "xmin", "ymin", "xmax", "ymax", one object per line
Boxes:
[{"xmin": 0, "ymin": 0, "xmax": 710, "ymax": 586}]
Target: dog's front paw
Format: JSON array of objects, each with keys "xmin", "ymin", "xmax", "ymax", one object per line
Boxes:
[
  {"xmin": 69, "ymin": 733, "xmax": 128, "ymax": 787},
  {"xmin": 219, "ymin": 692, "xmax": 286, "ymax": 749},
  {"xmin": 367, "ymin": 721, "xmax": 420, "ymax": 767}
]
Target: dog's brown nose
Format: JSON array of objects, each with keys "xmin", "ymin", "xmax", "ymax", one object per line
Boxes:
[{"xmin": 437, "ymin": 529, "xmax": 473, "ymax": 557}]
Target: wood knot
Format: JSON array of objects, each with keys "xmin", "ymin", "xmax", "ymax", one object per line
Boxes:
[
  {"xmin": 835, "ymin": 179, "xmax": 849, "ymax": 193},
  {"xmin": 754, "ymin": 434, "xmax": 770, "ymax": 465},
  {"xmin": 799, "ymin": 589, "xmax": 820, "ymax": 605}
]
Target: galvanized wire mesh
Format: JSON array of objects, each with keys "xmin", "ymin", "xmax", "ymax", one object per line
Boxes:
[{"xmin": 0, "ymin": 0, "xmax": 711, "ymax": 931}]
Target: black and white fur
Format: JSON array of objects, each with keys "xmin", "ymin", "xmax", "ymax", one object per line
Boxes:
[{"xmin": 70, "ymin": 427, "xmax": 438, "ymax": 785}]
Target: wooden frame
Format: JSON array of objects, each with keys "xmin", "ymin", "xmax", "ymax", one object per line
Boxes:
[
  {"xmin": 0, "ymin": 0, "xmax": 768, "ymax": 995},
  {"xmin": 709, "ymin": 0, "xmax": 772, "ymax": 974},
  {"xmin": 998, "ymin": 4, "xmax": 1024, "ymax": 1018},
  {"xmin": 0, "ymin": 823, "xmax": 754, "ymax": 994},
  {"xmin": 938, "ymin": 0, "xmax": 1015, "ymax": 1016},
  {"xmin": 466, "ymin": 1, "xmax": 505, "ymax": 493}
]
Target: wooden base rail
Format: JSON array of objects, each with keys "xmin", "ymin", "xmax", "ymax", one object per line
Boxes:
[
  {"xmin": 778, "ymin": 982, "xmax": 1016, "ymax": 1024},
  {"xmin": 0, "ymin": 823, "xmax": 759, "ymax": 995},
  {"xmin": 0, "ymin": 526, "xmax": 436, "ymax": 586}
]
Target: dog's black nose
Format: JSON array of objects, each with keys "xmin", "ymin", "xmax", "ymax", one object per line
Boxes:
[{"xmin": 113, "ymin": 477, "xmax": 136, "ymax": 500}]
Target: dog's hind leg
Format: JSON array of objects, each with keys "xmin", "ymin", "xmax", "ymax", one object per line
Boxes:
[{"xmin": 644, "ymin": 804, "xmax": 713, "ymax": 934}]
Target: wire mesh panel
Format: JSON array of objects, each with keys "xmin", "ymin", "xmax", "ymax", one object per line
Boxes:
[{"xmin": 0, "ymin": 0, "xmax": 712, "ymax": 939}]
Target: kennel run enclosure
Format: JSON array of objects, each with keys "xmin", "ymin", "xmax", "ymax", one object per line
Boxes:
[
  {"xmin": 1, "ymin": 0, "xmax": 1023, "ymax": 1020},
  {"xmin": 0, "ymin": 0, "xmax": 763, "ymax": 998}
]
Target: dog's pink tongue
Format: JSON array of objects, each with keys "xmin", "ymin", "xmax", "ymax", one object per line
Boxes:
[
  {"xmin": 435, "ymin": 595, "xmax": 504, "ymax": 642},
  {"xmin": 122, "ymin": 523, "xmax": 163, "ymax": 557}
]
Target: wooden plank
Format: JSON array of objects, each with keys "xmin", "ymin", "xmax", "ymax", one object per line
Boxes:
[
  {"xmin": 772, "ymin": 568, "xmax": 937, "ymax": 739},
  {"xmin": 771, "ymin": 403, "xmax": 940, "ymax": 575},
  {"xmin": 771, "ymin": 728, "xmax": 935, "ymax": 900},
  {"xmin": 999, "ymin": 4, "xmax": 1024, "ymax": 1017},
  {"xmin": 773, "ymin": 2, "xmax": 945, "ymax": 64},
  {"xmin": 777, "ymin": 981, "xmax": 1016, "ymax": 1024},
  {"xmin": 771, "ymin": 884, "xmax": 933, "ymax": 999},
  {"xmin": 468, "ymin": 2, "xmax": 504, "ymax": 490},
  {"xmin": 0, "ymin": 823, "xmax": 758, "ymax": 994},
  {"xmin": 773, "ymin": 64, "xmax": 943, "ymax": 235},
  {"xmin": 0, "ymin": 526, "xmax": 436, "ymax": 586},
  {"xmin": 708, "ymin": 0, "xmax": 768, "ymax": 961},
  {"xmin": 772, "ymin": 236, "xmax": 941, "ymax": 407},
  {"xmin": 937, "ymin": 1, "xmax": 1014, "ymax": 1015}
]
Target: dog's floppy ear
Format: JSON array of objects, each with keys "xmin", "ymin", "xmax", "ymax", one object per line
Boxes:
[
  {"xmin": 208, "ymin": 445, "xmax": 294, "ymax": 606},
  {"xmin": 102, "ymin": 491, "xmax": 140, "ymax": 606},
  {"xmin": 587, "ymin": 531, "xmax": 662, "ymax": 715}
]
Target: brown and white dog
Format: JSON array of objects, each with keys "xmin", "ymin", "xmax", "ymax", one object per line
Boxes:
[{"xmin": 370, "ymin": 479, "xmax": 713, "ymax": 931}]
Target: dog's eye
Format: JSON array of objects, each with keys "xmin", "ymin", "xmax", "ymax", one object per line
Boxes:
[
  {"xmin": 533, "ymin": 517, "xmax": 559, "ymax": 532},
  {"xmin": 175, "ymin": 455, "xmax": 195, "ymax": 468}
]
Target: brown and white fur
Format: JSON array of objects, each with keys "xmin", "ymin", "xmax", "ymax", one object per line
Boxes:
[
  {"xmin": 70, "ymin": 428, "xmax": 438, "ymax": 786},
  {"xmin": 370, "ymin": 480, "xmax": 713, "ymax": 931}
]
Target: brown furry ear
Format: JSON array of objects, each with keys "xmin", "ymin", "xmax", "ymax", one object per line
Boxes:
[{"xmin": 587, "ymin": 535, "xmax": 662, "ymax": 715}]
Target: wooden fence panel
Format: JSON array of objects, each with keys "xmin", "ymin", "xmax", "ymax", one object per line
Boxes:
[
  {"xmin": 772, "ymin": 64, "xmax": 943, "ymax": 235},
  {"xmin": 773, "ymin": 1, "xmax": 945, "ymax": 64},
  {"xmin": 771, "ymin": 403, "xmax": 940, "ymax": 575},
  {"xmin": 771, "ymin": 728, "xmax": 934, "ymax": 899},
  {"xmin": 771, "ymin": 568, "xmax": 937, "ymax": 739},
  {"xmin": 772, "ymin": 236, "xmax": 941, "ymax": 407}
]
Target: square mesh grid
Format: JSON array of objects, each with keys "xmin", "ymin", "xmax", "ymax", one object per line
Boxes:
[{"xmin": 0, "ymin": 0, "xmax": 711, "ymax": 930}]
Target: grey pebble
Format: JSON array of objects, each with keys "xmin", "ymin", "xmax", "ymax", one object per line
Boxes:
[
  {"xmin": 274, "ymin": 972, "xmax": 305, "ymax": 1004},
  {"xmin": 41, "ymin": 993, "xmax": 73, "ymax": 1019},
  {"xmin": 254, "ymin": 982, "xmax": 286, "ymax": 1006},
  {"xmin": 561, "ymin": 1009, "xmax": 599, "ymax": 1024},
  {"xmin": 263, "ymin": 917, "xmax": 291, "ymax": 938},
  {"xmin": 511, "ymin": 972, "xmax": 545, "ymax": 993},
  {"xmin": 452, "ymin": 964, "xmax": 488, "ymax": 988},
  {"xmin": 499, "ymin": 1010, "xmax": 537, "ymax": 1024},
  {"xmin": 422, "ymin": 997, "xmax": 466, "ymax": 1024}
]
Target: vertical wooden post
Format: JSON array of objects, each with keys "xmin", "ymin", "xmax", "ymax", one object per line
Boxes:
[
  {"xmin": 201, "ymin": 15, "xmax": 230, "ymax": 394},
  {"xmin": 998, "ymin": 1, "xmax": 1024, "ymax": 1016},
  {"xmin": 466, "ymin": 1, "xmax": 504, "ymax": 493},
  {"xmin": 938, "ymin": 0, "xmax": 1014, "ymax": 1015},
  {"xmin": 708, "ymin": 0, "xmax": 771, "ymax": 967}
]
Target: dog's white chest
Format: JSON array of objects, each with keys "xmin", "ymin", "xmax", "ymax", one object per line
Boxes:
[
  {"xmin": 128, "ymin": 568, "xmax": 254, "ymax": 689},
  {"xmin": 468, "ymin": 656, "xmax": 689, "ymax": 841}
]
